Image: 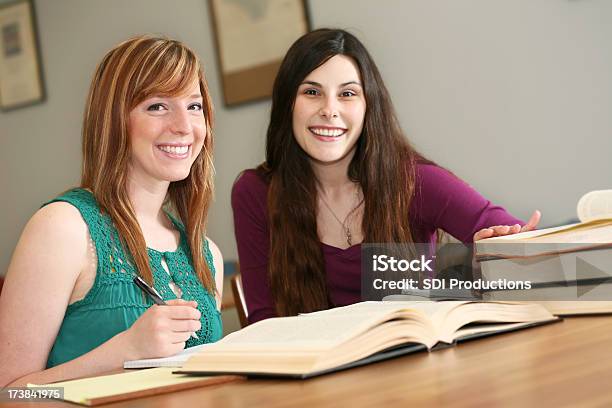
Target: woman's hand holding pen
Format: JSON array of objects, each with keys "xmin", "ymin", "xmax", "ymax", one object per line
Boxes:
[
  {"xmin": 473, "ymin": 210, "xmax": 541, "ymax": 241},
  {"xmin": 120, "ymin": 299, "xmax": 201, "ymax": 360}
]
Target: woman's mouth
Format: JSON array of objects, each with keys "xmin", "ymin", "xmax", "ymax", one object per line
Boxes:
[
  {"xmin": 308, "ymin": 127, "xmax": 347, "ymax": 141},
  {"xmin": 157, "ymin": 144, "xmax": 191, "ymax": 159}
]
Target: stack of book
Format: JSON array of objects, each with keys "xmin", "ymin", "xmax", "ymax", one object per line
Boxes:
[{"xmin": 476, "ymin": 190, "xmax": 612, "ymax": 314}]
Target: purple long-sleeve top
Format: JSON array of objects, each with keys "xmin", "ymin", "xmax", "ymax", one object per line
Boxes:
[{"xmin": 231, "ymin": 163, "xmax": 524, "ymax": 324}]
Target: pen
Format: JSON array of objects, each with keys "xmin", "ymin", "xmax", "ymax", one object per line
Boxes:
[{"xmin": 133, "ymin": 275, "xmax": 199, "ymax": 339}]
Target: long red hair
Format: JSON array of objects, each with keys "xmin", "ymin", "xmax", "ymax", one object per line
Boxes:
[{"xmin": 81, "ymin": 36, "xmax": 216, "ymax": 293}]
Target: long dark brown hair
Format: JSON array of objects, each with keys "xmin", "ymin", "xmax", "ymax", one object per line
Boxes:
[
  {"xmin": 260, "ymin": 28, "xmax": 423, "ymax": 316},
  {"xmin": 81, "ymin": 35, "xmax": 216, "ymax": 294}
]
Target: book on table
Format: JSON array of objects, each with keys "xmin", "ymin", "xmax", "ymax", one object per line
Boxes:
[
  {"xmin": 476, "ymin": 189, "xmax": 612, "ymax": 263},
  {"xmin": 475, "ymin": 189, "xmax": 612, "ymax": 313},
  {"xmin": 174, "ymin": 300, "xmax": 558, "ymax": 378}
]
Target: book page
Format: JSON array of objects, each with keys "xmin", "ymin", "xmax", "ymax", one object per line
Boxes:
[
  {"xmin": 440, "ymin": 302, "xmax": 556, "ymax": 343},
  {"xmin": 577, "ymin": 190, "xmax": 612, "ymax": 222},
  {"xmin": 527, "ymin": 223, "xmax": 612, "ymax": 244},
  {"xmin": 479, "ymin": 219, "xmax": 612, "ymax": 243},
  {"xmin": 211, "ymin": 313, "xmax": 393, "ymax": 351},
  {"xmin": 302, "ymin": 300, "xmax": 467, "ymax": 320}
]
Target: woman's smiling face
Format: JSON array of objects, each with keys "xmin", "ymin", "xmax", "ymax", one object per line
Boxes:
[
  {"xmin": 292, "ymin": 54, "xmax": 366, "ymax": 165},
  {"xmin": 127, "ymin": 81, "xmax": 206, "ymax": 186}
]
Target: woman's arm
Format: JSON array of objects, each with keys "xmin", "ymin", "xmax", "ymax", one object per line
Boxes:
[
  {"xmin": 413, "ymin": 164, "xmax": 539, "ymax": 242},
  {"xmin": 231, "ymin": 171, "xmax": 277, "ymax": 323},
  {"xmin": 0, "ymin": 203, "xmax": 201, "ymax": 387},
  {"xmin": 0, "ymin": 202, "xmax": 88, "ymax": 386}
]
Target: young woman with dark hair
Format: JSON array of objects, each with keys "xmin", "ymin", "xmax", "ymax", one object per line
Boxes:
[{"xmin": 232, "ymin": 28, "xmax": 540, "ymax": 323}]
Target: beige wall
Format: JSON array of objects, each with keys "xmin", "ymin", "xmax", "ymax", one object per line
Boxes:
[{"xmin": 1, "ymin": 0, "xmax": 611, "ymax": 276}]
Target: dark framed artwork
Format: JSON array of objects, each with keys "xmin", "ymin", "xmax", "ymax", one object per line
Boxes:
[
  {"xmin": 0, "ymin": 0, "xmax": 45, "ymax": 111},
  {"xmin": 208, "ymin": 0, "xmax": 310, "ymax": 106}
]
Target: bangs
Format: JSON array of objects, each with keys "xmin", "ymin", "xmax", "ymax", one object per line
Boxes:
[{"xmin": 129, "ymin": 40, "xmax": 201, "ymax": 106}]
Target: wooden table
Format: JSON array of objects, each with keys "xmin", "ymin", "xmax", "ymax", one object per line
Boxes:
[{"xmin": 3, "ymin": 316, "xmax": 612, "ymax": 407}]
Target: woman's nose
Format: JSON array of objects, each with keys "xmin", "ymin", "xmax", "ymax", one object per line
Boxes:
[
  {"xmin": 319, "ymin": 97, "xmax": 339, "ymax": 119},
  {"xmin": 170, "ymin": 110, "xmax": 192, "ymax": 135}
]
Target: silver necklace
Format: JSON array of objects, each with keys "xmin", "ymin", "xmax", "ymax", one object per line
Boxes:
[{"xmin": 319, "ymin": 187, "xmax": 363, "ymax": 246}]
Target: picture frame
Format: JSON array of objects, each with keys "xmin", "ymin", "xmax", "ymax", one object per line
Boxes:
[
  {"xmin": 208, "ymin": 0, "xmax": 311, "ymax": 106},
  {"xmin": 0, "ymin": 0, "xmax": 45, "ymax": 111}
]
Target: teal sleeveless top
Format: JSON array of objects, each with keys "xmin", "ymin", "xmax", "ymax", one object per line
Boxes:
[{"xmin": 45, "ymin": 189, "xmax": 222, "ymax": 368}]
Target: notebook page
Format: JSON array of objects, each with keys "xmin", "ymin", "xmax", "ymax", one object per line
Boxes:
[{"xmin": 124, "ymin": 344, "xmax": 212, "ymax": 368}]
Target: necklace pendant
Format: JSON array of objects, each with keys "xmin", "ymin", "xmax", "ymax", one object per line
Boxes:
[{"xmin": 346, "ymin": 228, "xmax": 352, "ymax": 246}]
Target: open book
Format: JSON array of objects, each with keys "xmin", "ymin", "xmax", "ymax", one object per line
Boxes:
[{"xmin": 176, "ymin": 301, "xmax": 557, "ymax": 378}]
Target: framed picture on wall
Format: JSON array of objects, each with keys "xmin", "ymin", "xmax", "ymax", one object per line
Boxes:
[
  {"xmin": 0, "ymin": 0, "xmax": 45, "ymax": 111},
  {"xmin": 209, "ymin": 0, "xmax": 310, "ymax": 106}
]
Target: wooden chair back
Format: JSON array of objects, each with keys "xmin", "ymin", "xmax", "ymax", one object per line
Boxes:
[{"xmin": 230, "ymin": 274, "xmax": 248, "ymax": 328}]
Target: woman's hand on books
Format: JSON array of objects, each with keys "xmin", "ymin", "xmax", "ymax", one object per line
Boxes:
[
  {"xmin": 121, "ymin": 299, "xmax": 201, "ymax": 360},
  {"xmin": 473, "ymin": 210, "xmax": 541, "ymax": 241}
]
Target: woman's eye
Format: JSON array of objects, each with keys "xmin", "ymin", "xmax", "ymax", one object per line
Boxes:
[
  {"xmin": 341, "ymin": 90, "xmax": 356, "ymax": 97},
  {"xmin": 188, "ymin": 103, "xmax": 203, "ymax": 111},
  {"xmin": 304, "ymin": 89, "xmax": 319, "ymax": 96},
  {"xmin": 147, "ymin": 103, "xmax": 166, "ymax": 111}
]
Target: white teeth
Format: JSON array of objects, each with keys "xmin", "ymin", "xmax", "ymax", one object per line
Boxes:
[
  {"xmin": 158, "ymin": 145, "xmax": 189, "ymax": 155},
  {"xmin": 310, "ymin": 128, "xmax": 345, "ymax": 137}
]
